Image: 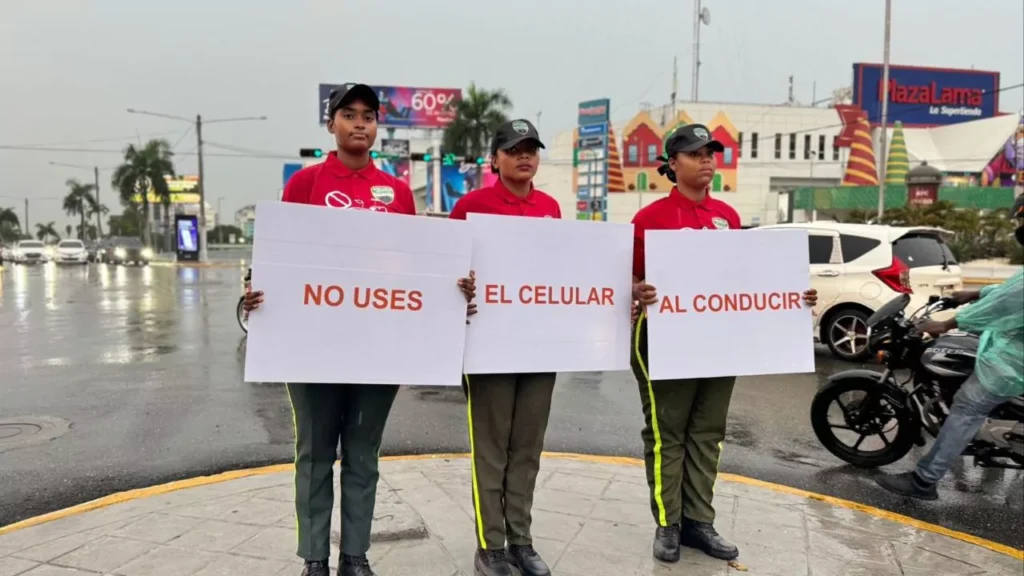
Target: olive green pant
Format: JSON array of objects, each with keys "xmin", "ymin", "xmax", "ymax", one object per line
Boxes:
[
  {"xmin": 288, "ymin": 382, "xmax": 398, "ymax": 561},
  {"xmin": 631, "ymin": 315, "xmax": 735, "ymax": 527},
  {"xmin": 464, "ymin": 373, "xmax": 556, "ymax": 550}
]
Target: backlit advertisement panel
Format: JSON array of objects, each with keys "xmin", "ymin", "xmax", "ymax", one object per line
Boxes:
[
  {"xmin": 319, "ymin": 84, "xmax": 462, "ymax": 128},
  {"xmin": 426, "ymin": 164, "xmax": 481, "ymax": 213},
  {"xmin": 852, "ymin": 63, "xmax": 1000, "ymax": 127}
]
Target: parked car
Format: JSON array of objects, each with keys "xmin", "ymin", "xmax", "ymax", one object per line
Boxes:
[
  {"xmin": 9, "ymin": 239, "xmax": 48, "ymax": 264},
  {"xmin": 53, "ymin": 239, "xmax": 89, "ymax": 265},
  {"xmin": 760, "ymin": 222, "xmax": 963, "ymax": 361},
  {"xmin": 105, "ymin": 237, "xmax": 153, "ymax": 266}
]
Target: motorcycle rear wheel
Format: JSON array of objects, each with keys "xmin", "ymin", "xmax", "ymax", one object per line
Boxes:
[{"xmin": 811, "ymin": 378, "xmax": 921, "ymax": 468}]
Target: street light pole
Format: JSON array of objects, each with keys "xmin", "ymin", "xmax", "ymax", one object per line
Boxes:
[
  {"xmin": 126, "ymin": 109, "xmax": 266, "ymax": 262},
  {"xmin": 877, "ymin": 0, "xmax": 893, "ymax": 219}
]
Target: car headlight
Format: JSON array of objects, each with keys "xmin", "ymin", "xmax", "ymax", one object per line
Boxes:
[
  {"xmin": 114, "ymin": 248, "xmax": 127, "ymax": 258},
  {"xmin": 141, "ymin": 248, "xmax": 153, "ymax": 259},
  {"xmin": 45, "ymin": 247, "xmax": 56, "ymax": 257}
]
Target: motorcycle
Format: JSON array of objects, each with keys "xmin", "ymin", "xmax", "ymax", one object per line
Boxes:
[
  {"xmin": 811, "ymin": 293, "xmax": 1024, "ymax": 469},
  {"xmin": 237, "ymin": 267, "xmax": 251, "ymax": 334}
]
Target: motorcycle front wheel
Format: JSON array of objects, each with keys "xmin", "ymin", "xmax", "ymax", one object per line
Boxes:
[
  {"xmin": 237, "ymin": 297, "xmax": 248, "ymax": 333},
  {"xmin": 810, "ymin": 377, "xmax": 921, "ymax": 468}
]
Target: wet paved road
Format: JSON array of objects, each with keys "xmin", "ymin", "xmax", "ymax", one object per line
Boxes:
[{"xmin": 1, "ymin": 263, "xmax": 1021, "ymax": 550}]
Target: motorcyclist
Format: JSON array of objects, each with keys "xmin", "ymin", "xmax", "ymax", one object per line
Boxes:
[{"xmin": 876, "ymin": 194, "xmax": 1024, "ymax": 500}]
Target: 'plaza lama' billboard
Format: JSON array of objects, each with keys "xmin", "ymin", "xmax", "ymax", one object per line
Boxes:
[{"xmin": 852, "ymin": 63, "xmax": 1000, "ymax": 127}]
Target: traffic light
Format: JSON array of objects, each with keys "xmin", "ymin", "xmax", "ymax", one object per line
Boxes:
[
  {"xmin": 370, "ymin": 150, "xmax": 380, "ymax": 159},
  {"xmin": 299, "ymin": 148, "xmax": 323, "ymax": 158},
  {"xmin": 474, "ymin": 156, "xmax": 485, "ymax": 165},
  {"xmin": 410, "ymin": 153, "xmax": 434, "ymax": 162},
  {"xmin": 442, "ymin": 153, "xmax": 457, "ymax": 167}
]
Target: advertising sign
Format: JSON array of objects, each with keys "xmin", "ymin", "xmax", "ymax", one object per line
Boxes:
[
  {"xmin": 644, "ymin": 229, "xmax": 814, "ymax": 379},
  {"xmin": 376, "ymin": 157, "xmax": 411, "ymax": 186},
  {"xmin": 576, "ymin": 99, "xmax": 611, "ymax": 221},
  {"xmin": 852, "ymin": 64, "xmax": 1000, "ymax": 127},
  {"xmin": 283, "ymin": 163, "xmax": 303, "ymax": 187},
  {"xmin": 245, "ymin": 202, "xmax": 472, "ymax": 385},
  {"xmin": 175, "ymin": 214, "xmax": 199, "ymax": 261},
  {"xmin": 578, "ymin": 98, "xmax": 610, "ymax": 126},
  {"xmin": 463, "ymin": 214, "xmax": 633, "ymax": 374},
  {"xmin": 381, "ymin": 139, "xmax": 410, "ymax": 157},
  {"xmin": 425, "ymin": 163, "xmax": 482, "ymax": 213},
  {"xmin": 319, "ymin": 84, "xmax": 462, "ymax": 128}
]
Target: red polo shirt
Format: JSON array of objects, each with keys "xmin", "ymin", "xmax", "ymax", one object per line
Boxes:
[
  {"xmin": 282, "ymin": 151, "xmax": 416, "ymax": 215},
  {"xmin": 631, "ymin": 187, "xmax": 740, "ymax": 279},
  {"xmin": 449, "ymin": 179, "xmax": 562, "ymax": 220}
]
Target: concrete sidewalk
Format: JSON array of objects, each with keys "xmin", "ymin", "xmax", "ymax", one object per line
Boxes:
[{"xmin": 0, "ymin": 454, "xmax": 1020, "ymax": 576}]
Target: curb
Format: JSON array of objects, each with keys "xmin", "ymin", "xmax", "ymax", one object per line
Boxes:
[
  {"xmin": 149, "ymin": 261, "xmax": 247, "ymax": 269},
  {"xmin": 0, "ymin": 452, "xmax": 1020, "ymax": 560}
]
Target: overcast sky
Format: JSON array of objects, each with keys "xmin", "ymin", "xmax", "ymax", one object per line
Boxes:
[{"xmin": 2, "ymin": 0, "xmax": 1021, "ymax": 230}]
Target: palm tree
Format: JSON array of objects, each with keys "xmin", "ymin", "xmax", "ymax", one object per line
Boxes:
[
  {"xmin": 0, "ymin": 207, "xmax": 20, "ymax": 241},
  {"xmin": 64, "ymin": 224, "xmax": 73, "ymax": 238},
  {"xmin": 442, "ymin": 84, "xmax": 513, "ymax": 161},
  {"xmin": 35, "ymin": 221, "xmax": 59, "ymax": 242},
  {"xmin": 111, "ymin": 139, "xmax": 175, "ymax": 247},
  {"xmin": 62, "ymin": 178, "xmax": 98, "ymax": 240}
]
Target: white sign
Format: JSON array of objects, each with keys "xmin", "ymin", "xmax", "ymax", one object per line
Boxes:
[
  {"xmin": 463, "ymin": 214, "xmax": 634, "ymax": 374},
  {"xmin": 245, "ymin": 202, "xmax": 472, "ymax": 386},
  {"xmin": 644, "ymin": 229, "xmax": 814, "ymax": 380}
]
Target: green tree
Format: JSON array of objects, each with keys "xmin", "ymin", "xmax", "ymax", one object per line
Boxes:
[
  {"xmin": 442, "ymin": 84, "xmax": 513, "ymax": 161},
  {"xmin": 35, "ymin": 221, "xmax": 59, "ymax": 242},
  {"xmin": 210, "ymin": 224, "xmax": 243, "ymax": 244},
  {"xmin": 0, "ymin": 207, "xmax": 21, "ymax": 242},
  {"xmin": 62, "ymin": 178, "xmax": 98, "ymax": 240},
  {"xmin": 111, "ymin": 139, "xmax": 175, "ymax": 247},
  {"xmin": 108, "ymin": 208, "xmax": 141, "ymax": 238}
]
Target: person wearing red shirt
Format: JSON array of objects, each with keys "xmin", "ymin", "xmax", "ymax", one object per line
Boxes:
[
  {"xmin": 630, "ymin": 124, "xmax": 817, "ymax": 565},
  {"xmin": 244, "ymin": 84, "xmax": 421, "ymax": 576},
  {"xmin": 448, "ymin": 119, "xmax": 559, "ymax": 576}
]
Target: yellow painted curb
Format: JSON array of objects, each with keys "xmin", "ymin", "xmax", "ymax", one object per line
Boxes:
[{"xmin": 1, "ymin": 452, "xmax": 1020, "ymax": 561}]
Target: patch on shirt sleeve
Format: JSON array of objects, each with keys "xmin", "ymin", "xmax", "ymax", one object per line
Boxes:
[
  {"xmin": 370, "ymin": 186, "xmax": 395, "ymax": 204},
  {"xmin": 711, "ymin": 217, "xmax": 730, "ymax": 229}
]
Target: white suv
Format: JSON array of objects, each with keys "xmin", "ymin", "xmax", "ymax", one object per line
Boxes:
[{"xmin": 761, "ymin": 222, "xmax": 963, "ymax": 361}]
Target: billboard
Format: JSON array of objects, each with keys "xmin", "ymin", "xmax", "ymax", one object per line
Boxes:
[
  {"xmin": 381, "ymin": 139, "xmax": 410, "ymax": 157},
  {"xmin": 425, "ymin": 163, "xmax": 482, "ymax": 213},
  {"xmin": 319, "ymin": 84, "xmax": 462, "ymax": 128},
  {"xmin": 578, "ymin": 98, "xmax": 610, "ymax": 126},
  {"xmin": 852, "ymin": 63, "xmax": 1000, "ymax": 127},
  {"xmin": 175, "ymin": 214, "xmax": 199, "ymax": 261}
]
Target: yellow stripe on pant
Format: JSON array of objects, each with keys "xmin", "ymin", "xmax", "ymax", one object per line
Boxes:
[
  {"xmin": 633, "ymin": 312, "xmax": 669, "ymax": 527},
  {"xmin": 464, "ymin": 375, "xmax": 489, "ymax": 550}
]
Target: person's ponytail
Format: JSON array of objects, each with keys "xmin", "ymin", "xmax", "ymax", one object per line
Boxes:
[{"xmin": 656, "ymin": 155, "xmax": 677, "ymax": 183}]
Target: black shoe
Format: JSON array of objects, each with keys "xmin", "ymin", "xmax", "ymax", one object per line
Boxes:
[
  {"xmin": 507, "ymin": 544, "xmax": 551, "ymax": 576},
  {"xmin": 680, "ymin": 519, "xmax": 739, "ymax": 561},
  {"xmin": 338, "ymin": 554, "xmax": 375, "ymax": 576},
  {"xmin": 301, "ymin": 560, "xmax": 330, "ymax": 576},
  {"xmin": 876, "ymin": 471, "xmax": 939, "ymax": 501},
  {"xmin": 652, "ymin": 524, "xmax": 681, "ymax": 563},
  {"xmin": 474, "ymin": 548, "xmax": 513, "ymax": 576}
]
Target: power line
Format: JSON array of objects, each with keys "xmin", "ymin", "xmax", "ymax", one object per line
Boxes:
[{"xmin": 0, "ymin": 130, "xmax": 185, "ymax": 149}]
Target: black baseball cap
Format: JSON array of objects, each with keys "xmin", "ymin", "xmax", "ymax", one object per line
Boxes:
[
  {"xmin": 491, "ymin": 119, "xmax": 545, "ymax": 155},
  {"xmin": 327, "ymin": 83, "xmax": 380, "ymax": 120},
  {"xmin": 1010, "ymin": 193, "xmax": 1024, "ymax": 220},
  {"xmin": 665, "ymin": 123, "xmax": 725, "ymax": 155}
]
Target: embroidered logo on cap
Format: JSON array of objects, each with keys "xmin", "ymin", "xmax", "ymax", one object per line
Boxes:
[
  {"xmin": 694, "ymin": 127, "xmax": 710, "ymax": 140},
  {"xmin": 512, "ymin": 121, "xmax": 530, "ymax": 135}
]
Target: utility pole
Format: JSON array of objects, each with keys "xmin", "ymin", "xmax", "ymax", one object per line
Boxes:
[
  {"xmin": 877, "ymin": 0, "xmax": 892, "ymax": 219},
  {"xmin": 535, "ymin": 111, "xmax": 542, "ymax": 132},
  {"xmin": 195, "ymin": 114, "xmax": 207, "ymax": 262},
  {"xmin": 692, "ymin": 0, "xmax": 710, "ymax": 101},
  {"xmin": 787, "ymin": 75, "xmax": 795, "ymax": 105},
  {"xmin": 126, "ymin": 108, "xmax": 266, "ymax": 262},
  {"xmin": 670, "ymin": 55, "xmax": 678, "ymax": 120},
  {"xmin": 24, "ymin": 198, "xmax": 29, "ymax": 236}
]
